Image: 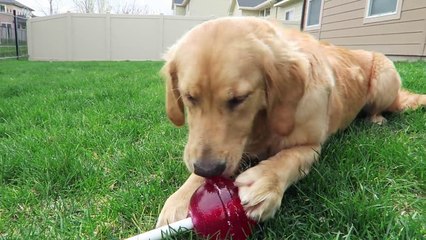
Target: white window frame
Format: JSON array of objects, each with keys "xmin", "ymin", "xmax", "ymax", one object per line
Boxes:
[
  {"xmin": 284, "ymin": 8, "xmax": 295, "ymax": 21},
  {"xmin": 0, "ymin": 4, "xmax": 6, "ymax": 13},
  {"xmin": 364, "ymin": 0, "xmax": 403, "ymax": 24},
  {"xmin": 304, "ymin": 0, "xmax": 324, "ymax": 30}
]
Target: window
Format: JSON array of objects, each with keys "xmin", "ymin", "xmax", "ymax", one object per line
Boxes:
[
  {"xmin": 285, "ymin": 9, "xmax": 295, "ymax": 21},
  {"xmin": 260, "ymin": 8, "xmax": 271, "ymax": 17},
  {"xmin": 305, "ymin": 0, "xmax": 323, "ymax": 28},
  {"xmin": 265, "ymin": 8, "xmax": 270, "ymax": 16},
  {"xmin": 364, "ymin": 0, "xmax": 402, "ymax": 23},
  {"xmin": 368, "ymin": 0, "xmax": 397, "ymax": 17},
  {"xmin": 1, "ymin": 23, "xmax": 12, "ymax": 39},
  {"xmin": 0, "ymin": 5, "xmax": 5, "ymax": 12},
  {"xmin": 1, "ymin": 23, "xmax": 12, "ymax": 28}
]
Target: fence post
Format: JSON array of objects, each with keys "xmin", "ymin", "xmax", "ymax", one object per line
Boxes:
[
  {"xmin": 13, "ymin": 10, "xmax": 19, "ymax": 59},
  {"xmin": 27, "ymin": 17, "xmax": 32, "ymax": 59},
  {"xmin": 106, "ymin": 13, "xmax": 111, "ymax": 60},
  {"xmin": 66, "ymin": 13, "xmax": 72, "ymax": 61},
  {"xmin": 160, "ymin": 14, "xmax": 164, "ymax": 59}
]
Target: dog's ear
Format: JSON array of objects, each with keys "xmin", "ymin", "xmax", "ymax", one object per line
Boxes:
[
  {"xmin": 162, "ymin": 52, "xmax": 185, "ymax": 126},
  {"xmin": 263, "ymin": 50, "xmax": 307, "ymax": 136}
]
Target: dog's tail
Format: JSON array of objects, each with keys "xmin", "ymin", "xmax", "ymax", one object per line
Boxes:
[{"xmin": 387, "ymin": 89, "xmax": 426, "ymax": 112}]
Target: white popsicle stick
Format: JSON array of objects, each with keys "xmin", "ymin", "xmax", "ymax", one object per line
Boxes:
[{"xmin": 126, "ymin": 217, "xmax": 194, "ymax": 240}]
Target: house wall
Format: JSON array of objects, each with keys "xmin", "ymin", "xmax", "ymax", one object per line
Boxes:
[
  {"xmin": 7, "ymin": 5, "xmax": 28, "ymax": 16},
  {"xmin": 174, "ymin": 6, "xmax": 186, "ymax": 16},
  {"xmin": 231, "ymin": 1, "xmax": 243, "ymax": 17},
  {"xmin": 230, "ymin": 1, "xmax": 260, "ymax": 17},
  {"xmin": 273, "ymin": 0, "xmax": 304, "ymax": 29},
  {"xmin": 232, "ymin": 7, "xmax": 242, "ymax": 16},
  {"xmin": 186, "ymin": 0, "xmax": 230, "ymax": 17},
  {"xmin": 0, "ymin": 12, "xmax": 13, "ymax": 24},
  {"xmin": 27, "ymin": 13, "xmax": 212, "ymax": 61},
  {"xmin": 275, "ymin": 0, "xmax": 304, "ymax": 21},
  {"xmin": 305, "ymin": 0, "xmax": 426, "ymax": 57},
  {"xmin": 241, "ymin": 9, "xmax": 259, "ymax": 16},
  {"xmin": 0, "ymin": 3, "xmax": 31, "ymax": 17}
]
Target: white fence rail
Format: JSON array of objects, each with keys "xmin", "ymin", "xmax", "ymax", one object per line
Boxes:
[{"xmin": 28, "ymin": 13, "xmax": 212, "ymax": 61}]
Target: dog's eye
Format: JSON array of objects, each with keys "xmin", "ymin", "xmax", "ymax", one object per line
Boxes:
[
  {"xmin": 228, "ymin": 95, "xmax": 248, "ymax": 109},
  {"xmin": 185, "ymin": 94, "xmax": 197, "ymax": 104}
]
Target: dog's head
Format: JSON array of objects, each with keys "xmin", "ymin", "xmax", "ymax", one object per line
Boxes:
[{"xmin": 162, "ymin": 18, "xmax": 306, "ymax": 178}]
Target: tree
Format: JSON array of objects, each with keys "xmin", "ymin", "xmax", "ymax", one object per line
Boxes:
[
  {"xmin": 73, "ymin": 0, "xmax": 111, "ymax": 14},
  {"xmin": 96, "ymin": 0, "xmax": 111, "ymax": 14},
  {"xmin": 48, "ymin": 0, "xmax": 53, "ymax": 15},
  {"xmin": 73, "ymin": 0, "xmax": 95, "ymax": 13},
  {"xmin": 114, "ymin": 0, "xmax": 151, "ymax": 15},
  {"xmin": 73, "ymin": 0, "xmax": 153, "ymax": 15},
  {"xmin": 37, "ymin": 0, "xmax": 60, "ymax": 15}
]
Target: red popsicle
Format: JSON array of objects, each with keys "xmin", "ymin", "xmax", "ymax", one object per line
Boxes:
[
  {"xmin": 127, "ymin": 177, "xmax": 256, "ymax": 240},
  {"xmin": 189, "ymin": 177, "xmax": 255, "ymax": 239}
]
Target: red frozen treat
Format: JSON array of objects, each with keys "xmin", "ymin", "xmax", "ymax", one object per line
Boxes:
[{"xmin": 189, "ymin": 177, "xmax": 255, "ymax": 240}]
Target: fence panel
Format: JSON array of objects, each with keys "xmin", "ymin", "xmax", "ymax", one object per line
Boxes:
[
  {"xmin": 162, "ymin": 16, "xmax": 213, "ymax": 53},
  {"xmin": 28, "ymin": 13, "xmax": 212, "ymax": 61},
  {"xmin": 110, "ymin": 15, "xmax": 162, "ymax": 61}
]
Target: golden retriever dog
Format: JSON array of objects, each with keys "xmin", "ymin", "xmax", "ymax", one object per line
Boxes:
[{"xmin": 156, "ymin": 17, "xmax": 426, "ymax": 227}]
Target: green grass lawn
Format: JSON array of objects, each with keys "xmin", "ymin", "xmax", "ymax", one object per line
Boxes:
[
  {"xmin": 0, "ymin": 45, "xmax": 28, "ymax": 59},
  {"xmin": 0, "ymin": 60, "xmax": 425, "ymax": 239}
]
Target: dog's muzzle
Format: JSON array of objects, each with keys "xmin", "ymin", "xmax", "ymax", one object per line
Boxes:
[{"xmin": 193, "ymin": 161, "xmax": 226, "ymax": 178}]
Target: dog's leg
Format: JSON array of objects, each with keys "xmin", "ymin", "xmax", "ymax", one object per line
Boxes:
[
  {"xmin": 236, "ymin": 145, "xmax": 321, "ymax": 222},
  {"xmin": 365, "ymin": 54, "xmax": 425, "ymax": 124},
  {"xmin": 369, "ymin": 114, "xmax": 388, "ymax": 125},
  {"xmin": 387, "ymin": 89, "xmax": 426, "ymax": 112},
  {"xmin": 156, "ymin": 174, "xmax": 204, "ymax": 227},
  {"xmin": 364, "ymin": 54, "xmax": 401, "ymax": 124}
]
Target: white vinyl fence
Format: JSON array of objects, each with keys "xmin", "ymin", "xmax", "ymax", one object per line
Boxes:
[{"xmin": 27, "ymin": 13, "xmax": 212, "ymax": 61}]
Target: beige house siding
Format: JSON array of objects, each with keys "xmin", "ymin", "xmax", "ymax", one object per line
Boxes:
[
  {"xmin": 305, "ymin": 0, "xmax": 426, "ymax": 57},
  {"xmin": 273, "ymin": 0, "xmax": 304, "ymax": 29},
  {"xmin": 174, "ymin": 6, "xmax": 186, "ymax": 15},
  {"xmin": 274, "ymin": 0, "xmax": 304, "ymax": 21},
  {"xmin": 232, "ymin": 7, "xmax": 242, "ymax": 16},
  {"xmin": 229, "ymin": 0, "xmax": 278, "ymax": 17},
  {"xmin": 232, "ymin": 9, "xmax": 260, "ymax": 16},
  {"xmin": 230, "ymin": 6, "xmax": 263, "ymax": 16},
  {"xmin": 424, "ymin": 43, "xmax": 426, "ymax": 56},
  {"xmin": 241, "ymin": 9, "xmax": 260, "ymax": 16},
  {"xmin": 186, "ymin": 0, "xmax": 230, "ymax": 17},
  {"xmin": 308, "ymin": 29, "xmax": 320, "ymax": 39},
  {"xmin": 233, "ymin": 9, "xmax": 260, "ymax": 17}
]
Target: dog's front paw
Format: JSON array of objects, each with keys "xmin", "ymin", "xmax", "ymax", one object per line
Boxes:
[
  {"xmin": 156, "ymin": 191, "xmax": 190, "ymax": 228},
  {"xmin": 235, "ymin": 162, "xmax": 285, "ymax": 222}
]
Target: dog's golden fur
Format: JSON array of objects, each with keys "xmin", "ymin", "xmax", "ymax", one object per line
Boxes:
[{"xmin": 157, "ymin": 17, "xmax": 426, "ymax": 226}]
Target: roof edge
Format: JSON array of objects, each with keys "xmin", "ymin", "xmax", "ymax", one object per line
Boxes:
[
  {"xmin": 174, "ymin": 0, "xmax": 190, "ymax": 7},
  {"xmin": 0, "ymin": 0, "xmax": 34, "ymax": 11},
  {"xmin": 239, "ymin": 0, "xmax": 275, "ymax": 10},
  {"xmin": 274, "ymin": 0, "xmax": 292, "ymax": 7}
]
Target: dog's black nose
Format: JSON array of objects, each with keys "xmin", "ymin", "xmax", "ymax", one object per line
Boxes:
[{"xmin": 193, "ymin": 161, "xmax": 226, "ymax": 178}]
